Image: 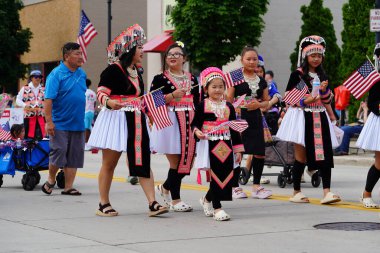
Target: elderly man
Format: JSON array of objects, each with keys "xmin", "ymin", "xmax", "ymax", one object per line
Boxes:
[
  {"xmin": 41, "ymin": 42, "xmax": 86, "ymax": 196},
  {"xmin": 16, "ymin": 70, "xmax": 45, "ymax": 139}
]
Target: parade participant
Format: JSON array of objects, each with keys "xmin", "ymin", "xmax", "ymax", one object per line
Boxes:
[
  {"xmin": 10, "ymin": 124, "xmax": 25, "ymax": 140},
  {"xmin": 276, "ymin": 35, "xmax": 341, "ymax": 204},
  {"xmin": 16, "ymin": 70, "xmax": 46, "ymax": 139},
  {"xmin": 226, "ymin": 46, "xmax": 272, "ymax": 199},
  {"xmin": 192, "ymin": 67, "xmax": 244, "ymax": 221},
  {"xmin": 263, "ymin": 69, "xmax": 282, "ymax": 135},
  {"xmin": 88, "ymin": 24, "xmax": 168, "ymax": 217},
  {"xmin": 151, "ymin": 42, "xmax": 199, "ymax": 212},
  {"xmin": 84, "ymin": 79, "xmax": 96, "ymax": 151},
  {"xmin": 357, "ymin": 43, "xmax": 380, "ymax": 209},
  {"xmin": 42, "ymin": 42, "xmax": 86, "ymax": 196}
]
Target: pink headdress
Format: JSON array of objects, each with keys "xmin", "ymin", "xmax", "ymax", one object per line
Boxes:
[
  {"xmin": 297, "ymin": 35, "xmax": 326, "ymax": 67},
  {"xmin": 199, "ymin": 67, "xmax": 225, "ymax": 87},
  {"xmin": 107, "ymin": 24, "xmax": 146, "ymax": 64}
]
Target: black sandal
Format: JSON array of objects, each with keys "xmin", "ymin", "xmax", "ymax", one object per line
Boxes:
[
  {"xmin": 148, "ymin": 201, "xmax": 169, "ymax": 217},
  {"xmin": 61, "ymin": 188, "xmax": 82, "ymax": 196},
  {"xmin": 41, "ymin": 181, "xmax": 55, "ymax": 195},
  {"xmin": 96, "ymin": 203, "xmax": 119, "ymax": 217}
]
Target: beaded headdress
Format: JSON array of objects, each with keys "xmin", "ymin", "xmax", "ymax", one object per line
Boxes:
[
  {"xmin": 200, "ymin": 67, "xmax": 225, "ymax": 87},
  {"xmin": 297, "ymin": 35, "xmax": 326, "ymax": 67},
  {"xmin": 107, "ymin": 24, "xmax": 146, "ymax": 64}
]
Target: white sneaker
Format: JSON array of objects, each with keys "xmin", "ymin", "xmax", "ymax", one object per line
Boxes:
[
  {"xmin": 232, "ymin": 187, "xmax": 248, "ymax": 199},
  {"xmin": 260, "ymin": 177, "xmax": 270, "ymax": 184}
]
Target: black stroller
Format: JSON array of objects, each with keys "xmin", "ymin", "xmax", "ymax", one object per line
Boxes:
[{"xmin": 239, "ymin": 138, "xmax": 322, "ymax": 188}]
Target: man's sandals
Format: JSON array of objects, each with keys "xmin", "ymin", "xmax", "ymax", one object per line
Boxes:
[
  {"xmin": 96, "ymin": 203, "xmax": 119, "ymax": 217},
  {"xmin": 61, "ymin": 189, "xmax": 82, "ymax": 196},
  {"xmin": 149, "ymin": 201, "xmax": 169, "ymax": 217},
  {"xmin": 41, "ymin": 181, "xmax": 55, "ymax": 195}
]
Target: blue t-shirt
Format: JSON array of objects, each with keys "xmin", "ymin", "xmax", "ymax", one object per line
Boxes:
[{"xmin": 45, "ymin": 61, "xmax": 87, "ymax": 131}]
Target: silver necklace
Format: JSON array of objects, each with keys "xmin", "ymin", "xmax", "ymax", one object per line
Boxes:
[
  {"xmin": 244, "ymin": 75, "xmax": 260, "ymax": 96},
  {"xmin": 127, "ymin": 67, "xmax": 138, "ymax": 79},
  {"xmin": 209, "ymin": 99, "xmax": 226, "ymax": 118}
]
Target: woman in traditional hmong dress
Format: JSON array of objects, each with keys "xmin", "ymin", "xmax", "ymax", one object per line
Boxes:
[
  {"xmin": 150, "ymin": 42, "xmax": 200, "ymax": 212},
  {"xmin": 276, "ymin": 35, "xmax": 341, "ymax": 204},
  {"xmin": 88, "ymin": 24, "xmax": 168, "ymax": 217},
  {"xmin": 357, "ymin": 43, "xmax": 380, "ymax": 209},
  {"xmin": 226, "ymin": 46, "xmax": 272, "ymax": 199},
  {"xmin": 192, "ymin": 67, "xmax": 244, "ymax": 221}
]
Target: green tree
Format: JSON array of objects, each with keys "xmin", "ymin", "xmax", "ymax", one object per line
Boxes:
[
  {"xmin": 0, "ymin": 0, "xmax": 32, "ymax": 94},
  {"xmin": 340, "ymin": 0, "xmax": 374, "ymax": 121},
  {"xmin": 171, "ymin": 0, "xmax": 269, "ymax": 70},
  {"xmin": 290, "ymin": 0, "xmax": 341, "ymax": 87}
]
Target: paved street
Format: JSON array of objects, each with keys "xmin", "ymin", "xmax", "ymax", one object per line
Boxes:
[{"xmin": 1, "ymin": 151, "xmax": 379, "ymax": 253}]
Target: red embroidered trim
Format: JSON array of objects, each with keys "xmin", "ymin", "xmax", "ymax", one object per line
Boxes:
[
  {"xmin": 233, "ymin": 144, "xmax": 244, "ymax": 153},
  {"xmin": 134, "ymin": 112, "xmax": 143, "ymax": 166},
  {"xmin": 210, "ymin": 170, "xmax": 234, "ymax": 190},
  {"xmin": 177, "ymin": 110, "xmax": 196, "ymax": 174}
]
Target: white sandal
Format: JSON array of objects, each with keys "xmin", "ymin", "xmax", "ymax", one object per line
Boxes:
[
  {"xmin": 320, "ymin": 192, "xmax": 341, "ymax": 204},
  {"xmin": 155, "ymin": 184, "xmax": 171, "ymax": 208},
  {"xmin": 199, "ymin": 196, "xmax": 214, "ymax": 217},
  {"xmin": 360, "ymin": 193, "xmax": 379, "ymax": 209},
  {"xmin": 170, "ymin": 201, "xmax": 193, "ymax": 212},
  {"xmin": 213, "ymin": 210, "xmax": 230, "ymax": 221}
]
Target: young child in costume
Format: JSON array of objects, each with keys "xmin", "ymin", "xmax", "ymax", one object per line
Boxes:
[
  {"xmin": 276, "ymin": 35, "xmax": 341, "ymax": 204},
  {"xmin": 192, "ymin": 67, "xmax": 244, "ymax": 221}
]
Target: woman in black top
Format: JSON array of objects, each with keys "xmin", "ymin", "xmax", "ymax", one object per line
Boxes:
[{"xmin": 357, "ymin": 43, "xmax": 380, "ymax": 209}]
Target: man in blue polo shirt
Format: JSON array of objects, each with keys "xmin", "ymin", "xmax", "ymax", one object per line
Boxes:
[{"xmin": 42, "ymin": 42, "xmax": 86, "ymax": 196}]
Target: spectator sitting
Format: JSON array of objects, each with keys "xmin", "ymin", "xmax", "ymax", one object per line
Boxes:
[
  {"xmin": 10, "ymin": 124, "xmax": 25, "ymax": 140},
  {"xmin": 334, "ymin": 100, "xmax": 369, "ymax": 156}
]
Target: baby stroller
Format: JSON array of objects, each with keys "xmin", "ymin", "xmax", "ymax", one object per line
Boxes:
[
  {"xmin": 0, "ymin": 139, "xmax": 55, "ymax": 191},
  {"xmin": 239, "ymin": 137, "xmax": 321, "ymax": 188}
]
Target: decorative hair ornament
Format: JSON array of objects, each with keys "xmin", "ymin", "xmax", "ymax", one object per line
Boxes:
[
  {"xmin": 297, "ymin": 35, "xmax": 326, "ymax": 67},
  {"xmin": 107, "ymin": 24, "xmax": 146, "ymax": 64},
  {"xmin": 199, "ymin": 67, "xmax": 225, "ymax": 87},
  {"xmin": 176, "ymin": 41, "xmax": 185, "ymax": 48}
]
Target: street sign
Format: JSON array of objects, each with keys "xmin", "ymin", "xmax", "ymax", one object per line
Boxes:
[{"xmin": 370, "ymin": 9, "xmax": 380, "ymax": 32}]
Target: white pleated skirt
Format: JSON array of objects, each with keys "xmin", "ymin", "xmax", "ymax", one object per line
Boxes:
[
  {"xmin": 276, "ymin": 107, "xmax": 339, "ymax": 148},
  {"xmin": 150, "ymin": 111, "xmax": 181, "ymax": 154},
  {"xmin": 194, "ymin": 140, "xmax": 239, "ymax": 169},
  {"xmin": 88, "ymin": 108, "xmax": 128, "ymax": 152},
  {"xmin": 356, "ymin": 113, "xmax": 380, "ymax": 151}
]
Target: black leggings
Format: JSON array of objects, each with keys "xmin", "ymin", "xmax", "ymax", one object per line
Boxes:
[
  {"xmin": 292, "ymin": 160, "xmax": 331, "ymax": 190},
  {"xmin": 251, "ymin": 157, "xmax": 265, "ymax": 185},
  {"xmin": 365, "ymin": 165, "xmax": 380, "ymax": 193},
  {"xmin": 162, "ymin": 168, "xmax": 186, "ymax": 200},
  {"xmin": 205, "ymin": 189, "xmax": 221, "ymax": 209}
]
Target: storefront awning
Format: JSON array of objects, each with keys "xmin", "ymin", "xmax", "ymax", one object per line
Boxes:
[{"xmin": 143, "ymin": 31, "xmax": 174, "ymax": 53}]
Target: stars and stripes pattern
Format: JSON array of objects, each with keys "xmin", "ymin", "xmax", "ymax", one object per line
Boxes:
[
  {"xmin": 77, "ymin": 10, "xmax": 98, "ymax": 62},
  {"xmin": 343, "ymin": 60, "xmax": 380, "ymax": 99},
  {"xmin": 225, "ymin": 68, "xmax": 245, "ymax": 88},
  {"xmin": 283, "ymin": 80, "xmax": 308, "ymax": 106},
  {"xmin": 144, "ymin": 89, "xmax": 173, "ymax": 130},
  {"xmin": 232, "ymin": 94, "xmax": 246, "ymax": 108},
  {"xmin": 227, "ymin": 120, "xmax": 249, "ymax": 133},
  {"xmin": 0, "ymin": 122, "xmax": 12, "ymax": 141}
]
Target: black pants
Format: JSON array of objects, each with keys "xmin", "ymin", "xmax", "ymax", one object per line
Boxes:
[{"xmin": 205, "ymin": 189, "xmax": 221, "ymax": 209}]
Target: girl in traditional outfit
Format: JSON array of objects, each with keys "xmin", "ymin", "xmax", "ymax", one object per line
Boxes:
[
  {"xmin": 150, "ymin": 42, "xmax": 199, "ymax": 212},
  {"xmin": 88, "ymin": 24, "xmax": 168, "ymax": 217},
  {"xmin": 276, "ymin": 35, "xmax": 341, "ymax": 204},
  {"xmin": 226, "ymin": 46, "xmax": 272, "ymax": 199},
  {"xmin": 192, "ymin": 67, "xmax": 244, "ymax": 221},
  {"xmin": 358, "ymin": 43, "xmax": 380, "ymax": 209}
]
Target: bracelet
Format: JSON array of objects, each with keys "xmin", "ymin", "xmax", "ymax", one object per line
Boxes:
[
  {"xmin": 105, "ymin": 97, "xmax": 111, "ymax": 109},
  {"xmin": 319, "ymin": 87, "xmax": 330, "ymax": 95}
]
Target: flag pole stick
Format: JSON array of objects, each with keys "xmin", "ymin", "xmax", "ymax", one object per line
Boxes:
[{"xmin": 366, "ymin": 55, "xmax": 376, "ymax": 68}]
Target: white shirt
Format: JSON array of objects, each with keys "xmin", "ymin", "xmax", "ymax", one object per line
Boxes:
[
  {"xmin": 85, "ymin": 89, "xmax": 97, "ymax": 113},
  {"xmin": 16, "ymin": 82, "xmax": 42, "ymax": 108}
]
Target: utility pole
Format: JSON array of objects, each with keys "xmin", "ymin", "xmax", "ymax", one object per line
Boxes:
[
  {"xmin": 376, "ymin": 0, "xmax": 380, "ymax": 43},
  {"xmin": 107, "ymin": 0, "xmax": 112, "ymax": 45}
]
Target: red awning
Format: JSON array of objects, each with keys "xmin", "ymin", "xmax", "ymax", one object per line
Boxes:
[{"xmin": 143, "ymin": 31, "xmax": 174, "ymax": 53}]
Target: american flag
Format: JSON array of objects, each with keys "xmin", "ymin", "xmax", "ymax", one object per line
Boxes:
[
  {"xmin": 77, "ymin": 10, "xmax": 98, "ymax": 62},
  {"xmin": 283, "ymin": 80, "xmax": 308, "ymax": 106},
  {"xmin": 225, "ymin": 68, "xmax": 245, "ymax": 88},
  {"xmin": 0, "ymin": 122, "xmax": 12, "ymax": 141},
  {"xmin": 144, "ymin": 89, "xmax": 173, "ymax": 130},
  {"xmin": 227, "ymin": 120, "xmax": 249, "ymax": 133},
  {"xmin": 233, "ymin": 94, "xmax": 246, "ymax": 108},
  {"xmin": 343, "ymin": 60, "xmax": 380, "ymax": 99}
]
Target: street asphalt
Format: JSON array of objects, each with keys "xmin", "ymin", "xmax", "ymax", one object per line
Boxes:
[{"xmin": 0, "ymin": 151, "xmax": 379, "ymax": 253}]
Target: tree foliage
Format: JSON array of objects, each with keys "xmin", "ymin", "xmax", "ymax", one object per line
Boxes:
[
  {"xmin": 0, "ymin": 0, "xmax": 32, "ymax": 94},
  {"xmin": 290, "ymin": 0, "xmax": 341, "ymax": 87},
  {"xmin": 171, "ymin": 0, "xmax": 269, "ymax": 70},
  {"xmin": 339, "ymin": 0, "xmax": 374, "ymax": 121}
]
